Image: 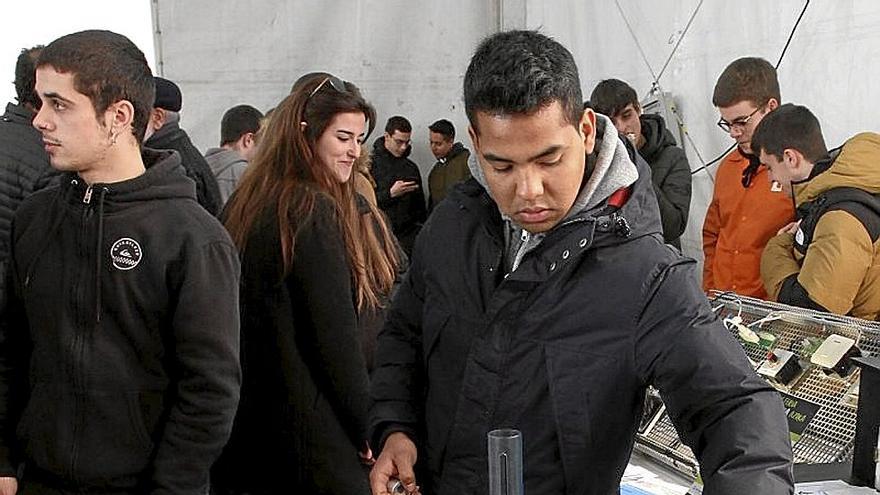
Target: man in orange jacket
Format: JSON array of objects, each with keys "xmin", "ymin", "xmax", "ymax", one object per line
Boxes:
[{"xmin": 702, "ymin": 57, "xmax": 794, "ymax": 298}]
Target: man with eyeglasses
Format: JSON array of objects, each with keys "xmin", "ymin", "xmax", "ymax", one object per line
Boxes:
[
  {"xmin": 371, "ymin": 115, "xmax": 427, "ymax": 255},
  {"xmin": 702, "ymin": 57, "xmax": 794, "ymax": 299}
]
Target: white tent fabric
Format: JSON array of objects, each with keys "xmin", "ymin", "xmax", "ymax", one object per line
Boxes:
[{"xmin": 154, "ymin": 0, "xmax": 880, "ymax": 266}]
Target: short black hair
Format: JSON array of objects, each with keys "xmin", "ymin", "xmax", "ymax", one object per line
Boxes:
[
  {"xmin": 464, "ymin": 30, "xmax": 582, "ymax": 134},
  {"xmin": 385, "ymin": 115, "xmax": 411, "ymax": 134},
  {"xmin": 752, "ymin": 103, "xmax": 828, "ymax": 163},
  {"xmin": 15, "ymin": 46, "xmax": 43, "ymax": 109},
  {"xmin": 220, "ymin": 104, "xmax": 264, "ymax": 145},
  {"xmin": 428, "ymin": 119, "xmax": 455, "ymax": 140},
  {"xmin": 712, "ymin": 57, "xmax": 780, "ymax": 108},
  {"xmin": 37, "ymin": 30, "xmax": 154, "ymax": 144},
  {"xmin": 589, "ymin": 79, "xmax": 639, "ymax": 118}
]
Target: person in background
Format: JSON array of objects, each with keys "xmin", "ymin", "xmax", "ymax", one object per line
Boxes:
[
  {"xmin": 755, "ymin": 103, "xmax": 880, "ymax": 320},
  {"xmin": 144, "ymin": 76, "xmax": 223, "ymax": 215},
  {"xmin": 426, "ymin": 119, "xmax": 471, "ymax": 211},
  {"xmin": 371, "ymin": 116, "xmax": 426, "ymax": 255},
  {"xmin": 589, "ymin": 79, "xmax": 691, "ymax": 248},
  {"xmin": 205, "ymin": 104, "xmax": 263, "ymax": 206},
  {"xmin": 213, "ymin": 72, "xmax": 398, "ymax": 494},
  {"xmin": 702, "ymin": 57, "xmax": 793, "ymax": 298},
  {"xmin": 0, "ymin": 46, "xmax": 60, "ymax": 308}
]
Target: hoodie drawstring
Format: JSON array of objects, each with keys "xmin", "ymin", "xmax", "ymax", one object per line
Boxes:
[{"xmin": 94, "ymin": 187, "xmax": 108, "ymax": 325}]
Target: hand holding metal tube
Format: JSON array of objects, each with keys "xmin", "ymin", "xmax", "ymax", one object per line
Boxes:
[{"xmin": 370, "ymin": 432, "xmax": 420, "ymax": 495}]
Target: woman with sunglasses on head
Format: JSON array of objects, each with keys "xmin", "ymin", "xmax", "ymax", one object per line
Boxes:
[{"xmin": 211, "ymin": 73, "xmax": 399, "ymax": 494}]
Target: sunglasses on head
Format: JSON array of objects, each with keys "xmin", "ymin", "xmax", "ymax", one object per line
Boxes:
[{"xmin": 308, "ymin": 75, "xmax": 347, "ymax": 100}]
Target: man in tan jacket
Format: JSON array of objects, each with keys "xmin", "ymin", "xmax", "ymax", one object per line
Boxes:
[{"xmin": 755, "ymin": 103, "xmax": 880, "ymax": 320}]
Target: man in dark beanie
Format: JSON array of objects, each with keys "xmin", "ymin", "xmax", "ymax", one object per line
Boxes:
[{"xmin": 144, "ymin": 76, "xmax": 223, "ymax": 215}]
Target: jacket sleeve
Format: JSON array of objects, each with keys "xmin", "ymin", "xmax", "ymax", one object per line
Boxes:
[
  {"xmin": 0, "ymin": 285, "xmax": 15, "ymax": 476},
  {"xmin": 150, "ymin": 240, "xmax": 241, "ymax": 495},
  {"xmin": 412, "ymin": 167, "xmax": 428, "ymax": 224},
  {"xmin": 793, "ymin": 210, "xmax": 874, "ymax": 315},
  {"xmin": 636, "ymin": 259, "xmax": 793, "ymax": 494},
  {"xmin": 453, "ymin": 152, "xmax": 473, "ymax": 184},
  {"xmin": 701, "ymin": 187, "xmax": 721, "ymax": 292},
  {"xmin": 760, "ymin": 232, "xmax": 800, "ymax": 300},
  {"xmin": 653, "ymin": 148, "xmax": 692, "ymax": 243},
  {"xmin": 373, "ymin": 161, "xmax": 396, "ymax": 209},
  {"xmin": 0, "ymin": 222, "xmax": 29, "ymax": 478},
  {"xmin": 287, "ymin": 202, "xmax": 372, "ymax": 449},
  {"xmin": 370, "ymin": 234, "xmax": 427, "ymax": 451}
]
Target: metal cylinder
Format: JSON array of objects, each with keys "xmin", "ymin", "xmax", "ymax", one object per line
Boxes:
[{"xmin": 488, "ymin": 429, "xmax": 523, "ymax": 495}]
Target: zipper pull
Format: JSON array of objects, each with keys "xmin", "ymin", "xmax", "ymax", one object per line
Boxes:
[
  {"xmin": 520, "ymin": 230, "xmax": 529, "ymax": 241},
  {"xmin": 83, "ymin": 185, "xmax": 93, "ymax": 204}
]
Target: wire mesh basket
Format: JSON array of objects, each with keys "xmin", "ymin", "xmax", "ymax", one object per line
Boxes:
[{"xmin": 634, "ymin": 292, "xmax": 880, "ymax": 478}]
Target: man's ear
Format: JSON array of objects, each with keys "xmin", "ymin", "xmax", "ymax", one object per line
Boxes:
[
  {"xmin": 783, "ymin": 148, "xmax": 804, "ymax": 173},
  {"xmin": 104, "ymin": 99, "xmax": 135, "ymax": 142},
  {"xmin": 148, "ymin": 107, "xmax": 166, "ymax": 131},
  {"xmin": 766, "ymin": 97, "xmax": 780, "ymax": 112},
  {"xmin": 240, "ymin": 132, "xmax": 256, "ymax": 149},
  {"xmin": 580, "ymin": 108, "xmax": 597, "ymax": 155},
  {"xmin": 467, "ymin": 125, "xmax": 480, "ymax": 155}
]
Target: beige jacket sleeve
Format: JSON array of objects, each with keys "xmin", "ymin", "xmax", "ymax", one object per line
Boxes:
[
  {"xmin": 797, "ymin": 210, "xmax": 874, "ymax": 314},
  {"xmin": 761, "ymin": 232, "xmax": 800, "ymax": 300}
]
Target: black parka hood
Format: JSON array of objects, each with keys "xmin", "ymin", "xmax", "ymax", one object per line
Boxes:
[{"xmin": 639, "ymin": 113, "xmax": 678, "ymax": 162}]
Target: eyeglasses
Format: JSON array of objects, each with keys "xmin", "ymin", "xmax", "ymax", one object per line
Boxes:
[
  {"xmin": 717, "ymin": 105, "xmax": 764, "ymax": 133},
  {"xmin": 307, "ymin": 75, "xmax": 346, "ymax": 100}
]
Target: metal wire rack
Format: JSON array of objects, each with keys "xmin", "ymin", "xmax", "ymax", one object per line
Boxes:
[{"xmin": 634, "ymin": 292, "xmax": 880, "ymax": 478}]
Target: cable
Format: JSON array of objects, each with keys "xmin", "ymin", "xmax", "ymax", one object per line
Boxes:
[
  {"xmin": 613, "ymin": 0, "xmax": 658, "ymax": 82},
  {"xmin": 775, "ymin": 0, "xmax": 811, "ymax": 70},
  {"xmin": 616, "ymin": 1, "xmax": 713, "ymax": 180},
  {"xmin": 689, "ymin": 144, "xmax": 736, "ymax": 177},
  {"xmin": 656, "ymin": 0, "xmax": 704, "ymax": 82},
  {"xmin": 618, "ymin": 0, "xmax": 811, "ymax": 183}
]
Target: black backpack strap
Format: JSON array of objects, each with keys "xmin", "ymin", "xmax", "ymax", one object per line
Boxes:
[{"xmin": 794, "ymin": 187, "xmax": 880, "ymax": 255}]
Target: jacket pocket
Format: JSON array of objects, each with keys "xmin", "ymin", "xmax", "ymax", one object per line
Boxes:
[
  {"xmin": 73, "ymin": 391, "xmax": 163, "ymax": 482},
  {"xmin": 16, "ymin": 384, "xmax": 62, "ymax": 472}
]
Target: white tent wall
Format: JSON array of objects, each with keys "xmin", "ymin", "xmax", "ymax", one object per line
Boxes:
[
  {"xmin": 152, "ymin": 0, "xmax": 498, "ymax": 189},
  {"xmin": 528, "ymin": 0, "xmax": 880, "ymax": 268},
  {"xmin": 154, "ymin": 0, "xmax": 880, "ymax": 269}
]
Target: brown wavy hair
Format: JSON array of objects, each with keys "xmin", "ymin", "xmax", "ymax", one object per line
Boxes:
[{"xmin": 224, "ymin": 73, "xmax": 398, "ymax": 309}]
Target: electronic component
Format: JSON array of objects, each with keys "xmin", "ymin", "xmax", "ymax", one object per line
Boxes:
[
  {"xmin": 810, "ymin": 334, "xmax": 861, "ymax": 377},
  {"xmin": 757, "ymin": 349, "xmax": 802, "ymax": 384}
]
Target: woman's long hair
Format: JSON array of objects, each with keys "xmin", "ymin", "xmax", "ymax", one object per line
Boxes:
[{"xmin": 224, "ymin": 73, "xmax": 398, "ymax": 310}]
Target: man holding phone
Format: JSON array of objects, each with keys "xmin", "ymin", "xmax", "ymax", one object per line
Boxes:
[{"xmin": 371, "ymin": 115, "xmax": 427, "ymax": 255}]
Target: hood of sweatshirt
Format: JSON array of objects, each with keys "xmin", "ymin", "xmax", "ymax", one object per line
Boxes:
[{"xmin": 466, "ymin": 114, "xmax": 643, "ymax": 272}]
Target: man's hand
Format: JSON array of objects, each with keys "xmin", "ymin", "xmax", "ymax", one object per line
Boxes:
[
  {"xmin": 370, "ymin": 432, "xmax": 419, "ymax": 495},
  {"xmin": 0, "ymin": 476, "xmax": 17, "ymax": 495},
  {"xmin": 359, "ymin": 441, "xmax": 376, "ymax": 466},
  {"xmin": 390, "ymin": 181, "xmax": 419, "ymax": 198},
  {"xmin": 777, "ymin": 220, "xmax": 801, "ymax": 236}
]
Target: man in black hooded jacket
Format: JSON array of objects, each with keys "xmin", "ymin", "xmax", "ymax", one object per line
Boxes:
[
  {"xmin": 144, "ymin": 77, "xmax": 223, "ymax": 216},
  {"xmin": 371, "ymin": 116, "xmax": 427, "ymax": 256},
  {"xmin": 0, "ymin": 30, "xmax": 240, "ymax": 495},
  {"xmin": 369, "ymin": 30, "xmax": 792, "ymax": 495},
  {"xmin": 0, "ymin": 46, "xmax": 60, "ymax": 309},
  {"xmin": 590, "ymin": 79, "xmax": 692, "ymax": 248}
]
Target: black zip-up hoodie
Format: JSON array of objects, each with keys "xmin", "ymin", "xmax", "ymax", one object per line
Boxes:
[{"xmin": 0, "ymin": 149, "xmax": 241, "ymax": 493}]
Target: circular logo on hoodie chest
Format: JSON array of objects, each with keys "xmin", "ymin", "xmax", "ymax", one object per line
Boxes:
[{"xmin": 110, "ymin": 238, "xmax": 143, "ymax": 271}]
